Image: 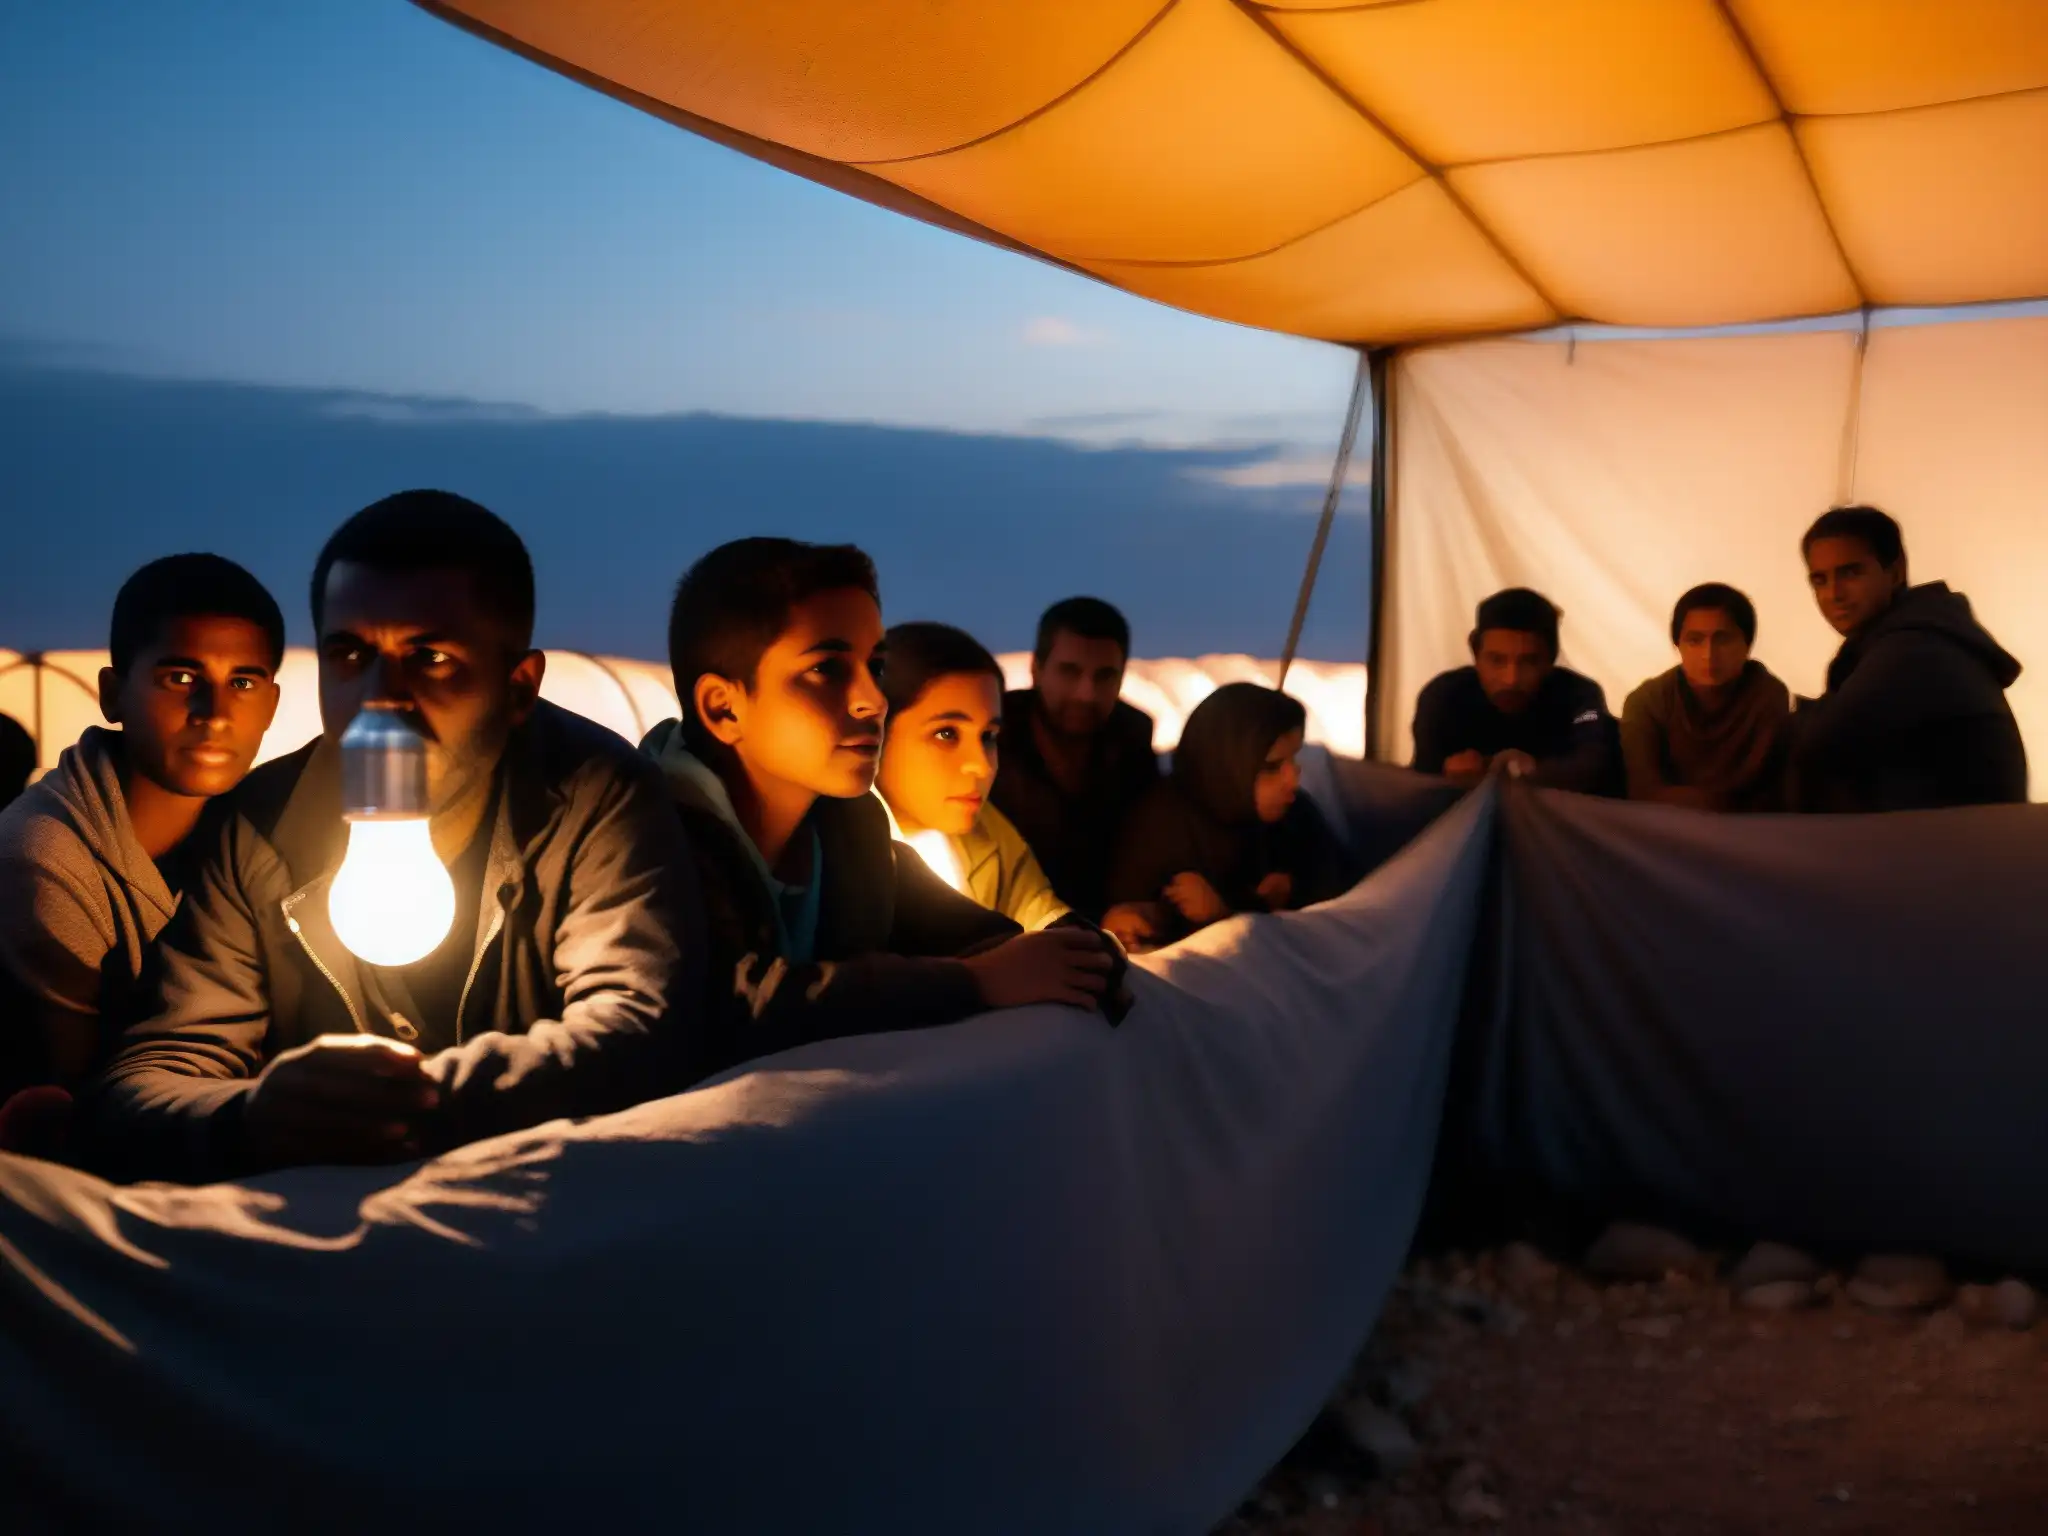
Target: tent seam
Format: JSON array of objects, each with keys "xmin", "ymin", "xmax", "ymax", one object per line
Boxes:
[
  {"xmin": 1707, "ymin": 0, "xmax": 1870, "ymax": 307},
  {"xmin": 1083, "ymin": 175, "xmax": 1428, "ymax": 270},
  {"xmin": 847, "ymin": 2, "xmax": 1182, "ymax": 167},
  {"xmin": 1229, "ymin": 0, "xmax": 1573, "ymax": 327}
]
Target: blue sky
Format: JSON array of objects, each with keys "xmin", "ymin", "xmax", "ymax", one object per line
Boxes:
[
  {"xmin": 0, "ymin": 0, "xmax": 1370, "ymax": 663},
  {"xmin": 0, "ymin": 0, "xmax": 1355, "ymax": 440}
]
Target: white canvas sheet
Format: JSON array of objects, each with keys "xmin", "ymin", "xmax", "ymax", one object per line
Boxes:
[
  {"xmin": 1379, "ymin": 313, "xmax": 2048, "ymax": 778},
  {"xmin": 0, "ymin": 785, "xmax": 1492, "ymax": 1535}
]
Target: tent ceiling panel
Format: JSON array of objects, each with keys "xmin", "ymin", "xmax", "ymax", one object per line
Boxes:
[
  {"xmin": 442, "ymin": 0, "xmax": 1167, "ymax": 164},
  {"xmin": 864, "ymin": 0, "xmax": 1423, "ymax": 265},
  {"xmin": 420, "ymin": 0, "xmax": 2048, "ymax": 342},
  {"xmin": 1800, "ymin": 91, "xmax": 2048, "ymax": 308},
  {"xmin": 1266, "ymin": 0, "xmax": 1776, "ymax": 165},
  {"xmin": 1729, "ymin": 0, "xmax": 2048, "ymax": 116},
  {"xmin": 1448, "ymin": 125, "xmax": 1859, "ymax": 326},
  {"xmin": 1086, "ymin": 179, "xmax": 1556, "ymax": 342}
]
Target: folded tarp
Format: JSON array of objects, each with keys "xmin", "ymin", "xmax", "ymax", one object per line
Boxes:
[
  {"xmin": 0, "ymin": 783, "xmax": 1494, "ymax": 1535},
  {"xmin": 1466, "ymin": 787, "xmax": 2048, "ymax": 1272}
]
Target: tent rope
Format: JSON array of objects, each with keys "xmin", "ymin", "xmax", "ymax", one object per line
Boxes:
[
  {"xmin": 1279, "ymin": 348, "xmax": 1372, "ymax": 688},
  {"xmin": 1836, "ymin": 308, "xmax": 1872, "ymax": 505}
]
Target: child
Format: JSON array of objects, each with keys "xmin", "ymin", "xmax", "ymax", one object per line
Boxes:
[
  {"xmin": 877, "ymin": 622, "xmax": 1068, "ymax": 932},
  {"xmin": 1102, "ymin": 682, "xmax": 1356, "ymax": 951},
  {"xmin": 0, "ymin": 554, "xmax": 284, "ymax": 1113},
  {"xmin": 646, "ymin": 539, "xmax": 1116, "ymax": 1081}
]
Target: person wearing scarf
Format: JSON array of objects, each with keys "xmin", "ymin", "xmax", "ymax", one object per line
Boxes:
[
  {"xmin": 1620, "ymin": 582, "xmax": 1791, "ymax": 811},
  {"xmin": 1102, "ymin": 682, "xmax": 1356, "ymax": 951}
]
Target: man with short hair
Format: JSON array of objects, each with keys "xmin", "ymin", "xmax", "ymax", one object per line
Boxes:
[
  {"xmin": 0, "ymin": 555, "xmax": 284, "ymax": 1105},
  {"xmin": 92, "ymin": 490, "xmax": 705, "ymax": 1182},
  {"xmin": 1410, "ymin": 587, "xmax": 1619, "ymax": 794},
  {"xmin": 1787, "ymin": 504, "xmax": 2026, "ymax": 812},
  {"xmin": 989, "ymin": 596, "xmax": 1160, "ymax": 919},
  {"xmin": 1620, "ymin": 583, "xmax": 1790, "ymax": 811}
]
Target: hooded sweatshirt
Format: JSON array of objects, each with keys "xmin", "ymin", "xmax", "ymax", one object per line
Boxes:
[
  {"xmin": 642, "ymin": 720, "xmax": 1021, "ymax": 1083},
  {"xmin": 0, "ymin": 728, "xmax": 183, "ymax": 1094},
  {"xmin": 1787, "ymin": 582, "xmax": 2027, "ymax": 814},
  {"xmin": 1106, "ymin": 683, "xmax": 1357, "ymax": 942}
]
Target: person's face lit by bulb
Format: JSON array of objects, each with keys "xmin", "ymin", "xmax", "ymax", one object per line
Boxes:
[
  {"xmin": 316, "ymin": 562, "xmax": 545, "ymax": 823},
  {"xmin": 877, "ymin": 671, "xmax": 1002, "ymax": 837}
]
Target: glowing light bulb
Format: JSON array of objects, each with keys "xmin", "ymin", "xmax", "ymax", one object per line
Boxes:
[
  {"xmin": 330, "ymin": 706, "xmax": 454, "ymax": 965},
  {"xmin": 905, "ymin": 828, "xmax": 969, "ymax": 896},
  {"xmin": 329, "ymin": 818, "xmax": 456, "ymax": 965}
]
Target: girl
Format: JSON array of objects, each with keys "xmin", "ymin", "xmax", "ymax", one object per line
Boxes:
[
  {"xmin": 1103, "ymin": 682, "xmax": 1355, "ymax": 950},
  {"xmin": 877, "ymin": 622, "xmax": 1068, "ymax": 931}
]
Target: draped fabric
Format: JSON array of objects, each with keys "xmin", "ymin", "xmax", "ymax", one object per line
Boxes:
[{"xmin": 6, "ymin": 764, "xmax": 2048, "ymax": 1532}]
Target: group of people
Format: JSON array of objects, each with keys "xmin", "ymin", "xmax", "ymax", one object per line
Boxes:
[
  {"xmin": 1410, "ymin": 505, "xmax": 2028, "ymax": 814},
  {"xmin": 0, "ymin": 491, "xmax": 1355, "ymax": 1176}
]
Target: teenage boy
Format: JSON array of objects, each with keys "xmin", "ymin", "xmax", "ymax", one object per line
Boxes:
[
  {"xmin": 92, "ymin": 491, "xmax": 705, "ymax": 1182},
  {"xmin": 1787, "ymin": 505, "xmax": 2026, "ymax": 812},
  {"xmin": 1620, "ymin": 583, "xmax": 1790, "ymax": 811},
  {"xmin": 647, "ymin": 538, "xmax": 1115, "ymax": 1081},
  {"xmin": 990, "ymin": 596, "xmax": 1159, "ymax": 919},
  {"xmin": 1410, "ymin": 587, "xmax": 1620, "ymax": 794},
  {"xmin": 0, "ymin": 555, "xmax": 284, "ymax": 1105}
]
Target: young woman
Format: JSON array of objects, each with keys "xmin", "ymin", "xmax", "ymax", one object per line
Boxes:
[
  {"xmin": 877, "ymin": 622, "xmax": 1069, "ymax": 932},
  {"xmin": 1103, "ymin": 682, "xmax": 1355, "ymax": 951}
]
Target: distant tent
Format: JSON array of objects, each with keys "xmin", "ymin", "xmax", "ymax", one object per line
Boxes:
[
  {"xmin": 0, "ymin": 648, "xmax": 1367, "ymax": 780},
  {"xmin": 414, "ymin": 0, "xmax": 2048, "ymax": 777}
]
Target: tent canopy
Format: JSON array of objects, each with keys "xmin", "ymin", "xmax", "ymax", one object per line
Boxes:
[{"xmin": 419, "ymin": 0, "xmax": 2048, "ymax": 344}]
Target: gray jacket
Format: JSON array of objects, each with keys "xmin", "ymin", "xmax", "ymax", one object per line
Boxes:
[
  {"xmin": 91, "ymin": 701, "xmax": 706, "ymax": 1182},
  {"xmin": 0, "ymin": 728, "xmax": 180, "ymax": 1092}
]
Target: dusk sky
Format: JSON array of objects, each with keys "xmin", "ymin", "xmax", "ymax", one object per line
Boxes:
[{"xmin": 1, "ymin": 0, "xmax": 1367, "ymax": 661}]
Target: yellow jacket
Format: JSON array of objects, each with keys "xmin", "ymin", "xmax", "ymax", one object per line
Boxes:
[{"xmin": 882, "ymin": 797, "xmax": 1069, "ymax": 932}]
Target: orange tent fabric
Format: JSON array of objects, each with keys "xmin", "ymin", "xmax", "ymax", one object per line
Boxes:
[{"xmin": 417, "ymin": 0, "xmax": 2048, "ymax": 344}]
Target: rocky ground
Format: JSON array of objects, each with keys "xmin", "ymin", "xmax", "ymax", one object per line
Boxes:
[{"xmin": 1217, "ymin": 1228, "xmax": 2048, "ymax": 1534}]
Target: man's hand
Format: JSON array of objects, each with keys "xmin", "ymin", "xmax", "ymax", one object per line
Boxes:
[
  {"xmin": 243, "ymin": 1034, "xmax": 441, "ymax": 1170},
  {"xmin": 965, "ymin": 928, "xmax": 1113, "ymax": 1010},
  {"xmin": 1254, "ymin": 871, "xmax": 1294, "ymax": 912},
  {"xmin": 1164, "ymin": 871, "xmax": 1230, "ymax": 929},
  {"xmin": 1101, "ymin": 902, "xmax": 1161, "ymax": 954},
  {"xmin": 1496, "ymin": 748, "xmax": 1538, "ymax": 780},
  {"xmin": 1442, "ymin": 749, "xmax": 1488, "ymax": 782}
]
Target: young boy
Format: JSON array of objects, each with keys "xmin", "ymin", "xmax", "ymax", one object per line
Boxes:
[
  {"xmin": 0, "ymin": 554, "xmax": 284, "ymax": 1106},
  {"xmin": 647, "ymin": 538, "xmax": 1116, "ymax": 1082}
]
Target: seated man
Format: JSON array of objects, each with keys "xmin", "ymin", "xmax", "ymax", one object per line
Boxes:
[
  {"xmin": 0, "ymin": 555, "xmax": 284, "ymax": 1108},
  {"xmin": 1620, "ymin": 583, "xmax": 1790, "ymax": 811},
  {"xmin": 91, "ymin": 491, "xmax": 705, "ymax": 1182},
  {"xmin": 1787, "ymin": 505, "xmax": 2026, "ymax": 812},
  {"xmin": 1410, "ymin": 588, "xmax": 1619, "ymax": 794},
  {"xmin": 990, "ymin": 597, "xmax": 1159, "ymax": 920},
  {"xmin": 645, "ymin": 538, "xmax": 1114, "ymax": 1080}
]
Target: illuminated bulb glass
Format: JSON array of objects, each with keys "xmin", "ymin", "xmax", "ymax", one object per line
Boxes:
[
  {"xmin": 904, "ymin": 828, "xmax": 969, "ymax": 896},
  {"xmin": 328, "ymin": 818, "xmax": 456, "ymax": 966}
]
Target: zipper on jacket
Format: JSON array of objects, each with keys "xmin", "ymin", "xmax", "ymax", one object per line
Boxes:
[
  {"xmin": 452, "ymin": 881, "xmax": 513, "ymax": 1047},
  {"xmin": 281, "ymin": 888, "xmax": 368, "ymax": 1035}
]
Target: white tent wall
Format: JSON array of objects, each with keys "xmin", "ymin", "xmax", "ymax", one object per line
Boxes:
[
  {"xmin": 0, "ymin": 649, "xmax": 1368, "ymax": 784},
  {"xmin": 1375, "ymin": 311, "xmax": 2048, "ymax": 781}
]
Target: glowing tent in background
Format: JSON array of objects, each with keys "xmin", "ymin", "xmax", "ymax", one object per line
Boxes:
[
  {"xmin": 415, "ymin": 0, "xmax": 2048, "ymax": 778},
  {"xmin": 0, "ymin": 649, "xmax": 1367, "ymax": 781}
]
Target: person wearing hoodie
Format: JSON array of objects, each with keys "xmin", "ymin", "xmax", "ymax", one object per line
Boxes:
[
  {"xmin": 0, "ymin": 554, "xmax": 284, "ymax": 1118},
  {"xmin": 1787, "ymin": 505, "xmax": 2027, "ymax": 813},
  {"xmin": 647, "ymin": 538, "xmax": 1119, "ymax": 1083},
  {"xmin": 876, "ymin": 621, "xmax": 1068, "ymax": 932},
  {"xmin": 1101, "ymin": 683, "xmax": 1357, "ymax": 952},
  {"xmin": 91, "ymin": 492, "xmax": 705, "ymax": 1183}
]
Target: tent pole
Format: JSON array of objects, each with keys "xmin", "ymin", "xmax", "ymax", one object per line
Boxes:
[
  {"xmin": 1363, "ymin": 348, "xmax": 1393, "ymax": 761},
  {"xmin": 1278, "ymin": 346, "xmax": 1372, "ymax": 688}
]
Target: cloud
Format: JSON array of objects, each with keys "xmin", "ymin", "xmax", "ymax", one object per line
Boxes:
[
  {"xmin": 1194, "ymin": 451, "xmax": 1373, "ymax": 490},
  {"xmin": 1020, "ymin": 316, "xmax": 1100, "ymax": 348}
]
